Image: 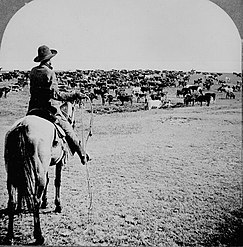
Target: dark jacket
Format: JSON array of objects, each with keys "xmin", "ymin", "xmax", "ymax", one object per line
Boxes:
[{"xmin": 28, "ymin": 63, "xmax": 76, "ymax": 115}]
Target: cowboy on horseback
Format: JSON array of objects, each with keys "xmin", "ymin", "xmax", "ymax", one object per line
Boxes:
[{"xmin": 27, "ymin": 45, "xmax": 88, "ymax": 165}]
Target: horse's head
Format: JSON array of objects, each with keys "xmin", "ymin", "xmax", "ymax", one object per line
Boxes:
[{"xmin": 60, "ymin": 100, "xmax": 80, "ymax": 128}]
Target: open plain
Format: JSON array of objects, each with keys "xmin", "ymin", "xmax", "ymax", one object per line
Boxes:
[{"xmin": 0, "ymin": 79, "xmax": 242, "ymax": 246}]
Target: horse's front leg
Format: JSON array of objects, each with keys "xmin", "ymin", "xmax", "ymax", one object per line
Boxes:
[{"xmin": 54, "ymin": 163, "xmax": 62, "ymax": 213}]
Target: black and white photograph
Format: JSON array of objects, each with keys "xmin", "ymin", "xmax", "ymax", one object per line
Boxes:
[{"xmin": 0, "ymin": 0, "xmax": 242, "ymax": 245}]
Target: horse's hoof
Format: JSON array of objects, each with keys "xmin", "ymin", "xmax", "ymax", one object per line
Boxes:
[
  {"xmin": 34, "ymin": 236, "xmax": 45, "ymax": 245},
  {"xmin": 55, "ymin": 205, "xmax": 62, "ymax": 213}
]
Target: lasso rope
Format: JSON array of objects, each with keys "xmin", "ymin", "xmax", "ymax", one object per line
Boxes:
[{"xmin": 80, "ymin": 95, "xmax": 94, "ymax": 223}]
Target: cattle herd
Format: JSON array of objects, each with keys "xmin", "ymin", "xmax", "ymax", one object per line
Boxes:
[{"xmin": 0, "ymin": 69, "xmax": 242, "ymax": 110}]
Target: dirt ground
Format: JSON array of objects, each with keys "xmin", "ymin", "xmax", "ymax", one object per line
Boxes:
[{"xmin": 0, "ymin": 81, "xmax": 242, "ymax": 246}]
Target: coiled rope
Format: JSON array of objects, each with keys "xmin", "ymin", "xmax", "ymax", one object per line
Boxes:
[{"xmin": 80, "ymin": 95, "xmax": 94, "ymax": 223}]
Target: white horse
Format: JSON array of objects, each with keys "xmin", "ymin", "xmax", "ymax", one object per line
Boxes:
[{"xmin": 4, "ymin": 101, "xmax": 80, "ymax": 245}]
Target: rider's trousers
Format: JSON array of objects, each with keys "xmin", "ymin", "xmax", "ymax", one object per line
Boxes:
[{"xmin": 55, "ymin": 108, "xmax": 85, "ymax": 159}]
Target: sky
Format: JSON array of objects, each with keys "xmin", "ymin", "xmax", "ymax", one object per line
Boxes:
[{"xmin": 0, "ymin": 0, "xmax": 241, "ymax": 72}]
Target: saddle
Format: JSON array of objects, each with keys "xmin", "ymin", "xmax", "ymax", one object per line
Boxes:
[
  {"xmin": 27, "ymin": 108, "xmax": 66, "ymax": 138},
  {"xmin": 27, "ymin": 108, "xmax": 70, "ymax": 165}
]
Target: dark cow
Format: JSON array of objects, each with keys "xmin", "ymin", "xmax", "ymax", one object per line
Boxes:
[
  {"xmin": 195, "ymin": 94, "xmax": 211, "ymax": 106},
  {"xmin": 117, "ymin": 94, "xmax": 133, "ymax": 105},
  {"xmin": 176, "ymin": 89, "xmax": 184, "ymax": 97},
  {"xmin": 184, "ymin": 94, "xmax": 196, "ymax": 106},
  {"xmin": 204, "ymin": 92, "xmax": 216, "ymax": 102},
  {"xmin": 0, "ymin": 86, "xmax": 11, "ymax": 98},
  {"xmin": 134, "ymin": 92, "xmax": 147, "ymax": 103},
  {"xmin": 106, "ymin": 94, "xmax": 114, "ymax": 105},
  {"xmin": 226, "ymin": 91, "xmax": 235, "ymax": 99},
  {"xmin": 87, "ymin": 92, "xmax": 98, "ymax": 103},
  {"xmin": 176, "ymin": 87, "xmax": 191, "ymax": 97},
  {"xmin": 93, "ymin": 87, "xmax": 109, "ymax": 105},
  {"xmin": 217, "ymin": 85, "xmax": 227, "ymax": 92}
]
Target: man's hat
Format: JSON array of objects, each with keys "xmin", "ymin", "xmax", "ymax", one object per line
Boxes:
[{"xmin": 34, "ymin": 45, "xmax": 57, "ymax": 62}]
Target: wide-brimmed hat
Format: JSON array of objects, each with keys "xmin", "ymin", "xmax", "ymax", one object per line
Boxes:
[{"xmin": 34, "ymin": 45, "xmax": 57, "ymax": 62}]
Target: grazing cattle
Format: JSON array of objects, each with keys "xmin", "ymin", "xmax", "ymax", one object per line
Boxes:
[
  {"xmin": 93, "ymin": 87, "xmax": 109, "ymax": 105},
  {"xmin": 87, "ymin": 92, "xmax": 98, "ymax": 103},
  {"xmin": 233, "ymin": 72, "xmax": 242, "ymax": 77},
  {"xmin": 226, "ymin": 91, "xmax": 235, "ymax": 99},
  {"xmin": 117, "ymin": 94, "xmax": 133, "ymax": 105},
  {"xmin": 134, "ymin": 92, "xmax": 147, "ymax": 103},
  {"xmin": 222, "ymin": 86, "xmax": 234, "ymax": 99},
  {"xmin": 184, "ymin": 94, "xmax": 196, "ymax": 106},
  {"xmin": 185, "ymin": 85, "xmax": 199, "ymax": 92},
  {"xmin": 10, "ymin": 84, "xmax": 22, "ymax": 92},
  {"xmin": 106, "ymin": 94, "xmax": 114, "ymax": 105},
  {"xmin": 204, "ymin": 92, "xmax": 216, "ymax": 102},
  {"xmin": 150, "ymin": 93, "xmax": 161, "ymax": 100},
  {"xmin": 146, "ymin": 99, "xmax": 162, "ymax": 110},
  {"xmin": 176, "ymin": 89, "xmax": 184, "ymax": 97},
  {"xmin": 231, "ymin": 85, "xmax": 240, "ymax": 92},
  {"xmin": 195, "ymin": 94, "xmax": 211, "ymax": 106},
  {"xmin": 132, "ymin": 86, "xmax": 142, "ymax": 95},
  {"xmin": 203, "ymin": 79, "xmax": 214, "ymax": 90},
  {"xmin": 176, "ymin": 87, "xmax": 191, "ymax": 97},
  {"xmin": 194, "ymin": 78, "xmax": 202, "ymax": 84},
  {"xmin": 140, "ymin": 86, "xmax": 151, "ymax": 94},
  {"xmin": 0, "ymin": 86, "xmax": 11, "ymax": 98},
  {"xmin": 178, "ymin": 80, "xmax": 187, "ymax": 87},
  {"xmin": 217, "ymin": 85, "xmax": 228, "ymax": 92}
]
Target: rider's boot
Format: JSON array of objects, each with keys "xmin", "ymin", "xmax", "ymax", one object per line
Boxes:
[
  {"xmin": 76, "ymin": 141, "xmax": 89, "ymax": 165},
  {"xmin": 65, "ymin": 137, "xmax": 89, "ymax": 165}
]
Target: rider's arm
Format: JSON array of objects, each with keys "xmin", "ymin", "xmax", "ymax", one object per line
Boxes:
[{"xmin": 50, "ymin": 72, "xmax": 84, "ymax": 102}]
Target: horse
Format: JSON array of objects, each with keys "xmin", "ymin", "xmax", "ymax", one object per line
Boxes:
[{"xmin": 4, "ymin": 100, "xmax": 81, "ymax": 245}]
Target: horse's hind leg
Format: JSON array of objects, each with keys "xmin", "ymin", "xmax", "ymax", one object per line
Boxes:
[
  {"xmin": 41, "ymin": 173, "xmax": 49, "ymax": 209},
  {"xmin": 33, "ymin": 196, "xmax": 44, "ymax": 245},
  {"xmin": 16, "ymin": 190, "xmax": 23, "ymax": 214},
  {"xmin": 5, "ymin": 180, "xmax": 16, "ymax": 245},
  {"xmin": 54, "ymin": 163, "xmax": 62, "ymax": 213}
]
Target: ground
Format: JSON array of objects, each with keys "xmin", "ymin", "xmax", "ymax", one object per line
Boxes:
[{"xmin": 0, "ymin": 80, "xmax": 242, "ymax": 246}]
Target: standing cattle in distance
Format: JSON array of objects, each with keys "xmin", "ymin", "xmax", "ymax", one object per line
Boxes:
[{"xmin": 117, "ymin": 93, "xmax": 133, "ymax": 105}]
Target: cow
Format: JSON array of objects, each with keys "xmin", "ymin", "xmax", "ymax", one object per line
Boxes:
[
  {"xmin": 146, "ymin": 99, "xmax": 163, "ymax": 110},
  {"xmin": 204, "ymin": 92, "xmax": 216, "ymax": 103},
  {"xmin": 185, "ymin": 85, "xmax": 199, "ymax": 92},
  {"xmin": 176, "ymin": 89, "xmax": 184, "ymax": 97},
  {"xmin": 106, "ymin": 94, "xmax": 114, "ymax": 105},
  {"xmin": 0, "ymin": 86, "xmax": 11, "ymax": 98},
  {"xmin": 183, "ymin": 93, "xmax": 198, "ymax": 106},
  {"xmin": 176, "ymin": 87, "xmax": 191, "ymax": 97},
  {"xmin": 117, "ymin": 94, "xmax": 133, "ymax": 105},
  {"xmin": 195, "ymin": 94, "xmax": 211, "ymax": 106},
  {"xmin": 87, "ymin": 92, "xmax": 98, "ymax": 103},
  {"xmin": 226, "ymin": 91, "xmax": 235, "ymax": 99},
  {"xmin": 217, "ymin": 85, "xmax": 228, "ymax": 92}
]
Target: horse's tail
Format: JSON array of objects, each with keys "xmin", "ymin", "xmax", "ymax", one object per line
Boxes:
[{"xmin": 5, "ymin": 124, "xmax": 36, "ymax": 211}]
